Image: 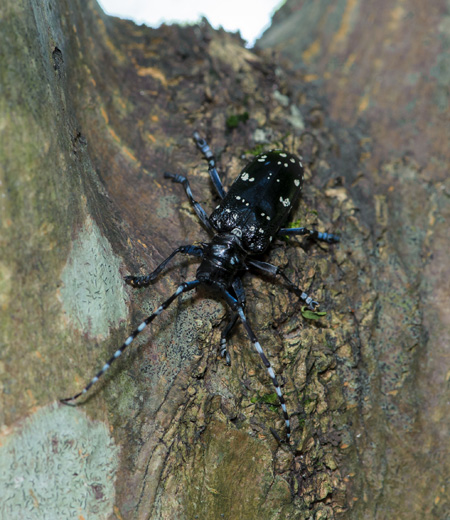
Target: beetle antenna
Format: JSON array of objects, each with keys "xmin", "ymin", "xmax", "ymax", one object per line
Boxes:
[
  {"xmin": 222, "ymin": 290, "xmax": 291, "ymax": 441},
  {"xmin": 60, "ymin": 280, "xmax": 200, "ymax": 405}
]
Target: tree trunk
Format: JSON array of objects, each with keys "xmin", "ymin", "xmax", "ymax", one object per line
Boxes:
[
  {"xmin": 258, "ymin": 1, "xmax": 450, "ymax": 519},
  {"xmin": 2, "ymin": 0, "xmax": 445, "ymax": 519}
]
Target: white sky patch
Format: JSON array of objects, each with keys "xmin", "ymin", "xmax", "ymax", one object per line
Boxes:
[{"xmin": 98, "ymin": 0, "xmax": 283, "ymax": 47}]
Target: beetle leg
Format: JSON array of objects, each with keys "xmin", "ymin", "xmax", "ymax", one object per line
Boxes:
[
  {"xmin": 124, "ymin": 245, "xmax": 204, "ymax": 288},
  {"xmin": 219, "ymin": 278, "xmax": 246, "ymax": 365},
  {"xmin": 247, "ymin": 258, "xmax": 319, "ymax": 310},
  {"xmin": 219, "ymin": 313, "xmax": 238, "ymax": 365},
  {"xmin": 193, "ymin": 131, "xmax": 226, "ymax": 199},
  {"xmin": 164, "ymin": 172, "xmax": 214, "ymax": 232},
  {"xmin": 278, "ymin": 227, "xmax": 340, "ymax": 244}
]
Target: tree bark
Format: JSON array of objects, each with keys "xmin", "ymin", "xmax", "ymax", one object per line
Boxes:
[
  {"xmin": 258, "ymin": 1, "xmax": 450, "ymax": 519},
  {"xmin": 3, "ymin": 0, "xmax": 443, "ymax": 519}
]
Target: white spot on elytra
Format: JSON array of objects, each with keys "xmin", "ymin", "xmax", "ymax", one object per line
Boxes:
[
  {"xmin": 231, "ymin": 227, "xmax": 242, "ymax": 237},
  {"xmin": 279, "ymin": 152, "xmax": 287, "ymax": 157},
  {"xmin": 280, "ymin": 196, "xmax": 290, "ymax": 207},
  {"xmin": 249, "ymin": 177, "xmax": 255, "ymax": 182},
  {"xmin": 290, "ymin": 157, "xmax": 295, "ymax": 163},
  {"xmin": 294, "ymin": 179, "xmax": 300, "ymax": 186},
  {"xmin": 284, "ymin": 163, "xmax": 288, "ymax": 167},
  {"xmin": 236, "ymin": 196, "xmax": 241, "ymax": 200},
  {"xmin": 241, "ymin": 172, "xmax": 249, "ymax": 181}
]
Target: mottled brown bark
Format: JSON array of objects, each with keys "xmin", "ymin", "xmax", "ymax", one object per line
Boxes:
[{"xmin": 258, "ymin": 1, "xmax": 450, "ymax": 519}]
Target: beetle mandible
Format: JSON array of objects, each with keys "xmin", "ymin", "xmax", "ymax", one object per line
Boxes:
[{"xmin": 61, "ymin": 132, "xmax": 339, "ymax": 442}]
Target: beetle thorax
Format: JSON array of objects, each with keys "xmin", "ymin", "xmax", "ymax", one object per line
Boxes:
[{"xmin": 196, "ymin": 234, "xmax": 247, "ymax": 289}]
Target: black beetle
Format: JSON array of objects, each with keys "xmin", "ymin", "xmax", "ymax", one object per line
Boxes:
[{"xmin": 61, "ymin": 132, "xmax": 339, "ymax": 442}]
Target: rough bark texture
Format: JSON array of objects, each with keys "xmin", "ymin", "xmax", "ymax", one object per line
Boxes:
[
  {"xmin": 258, "ymin": 1, "xmax": 450, "ymax": 519},
  {"xmin": 1, "ymin": 0, "xmax": 446, "ymax": 519}
]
